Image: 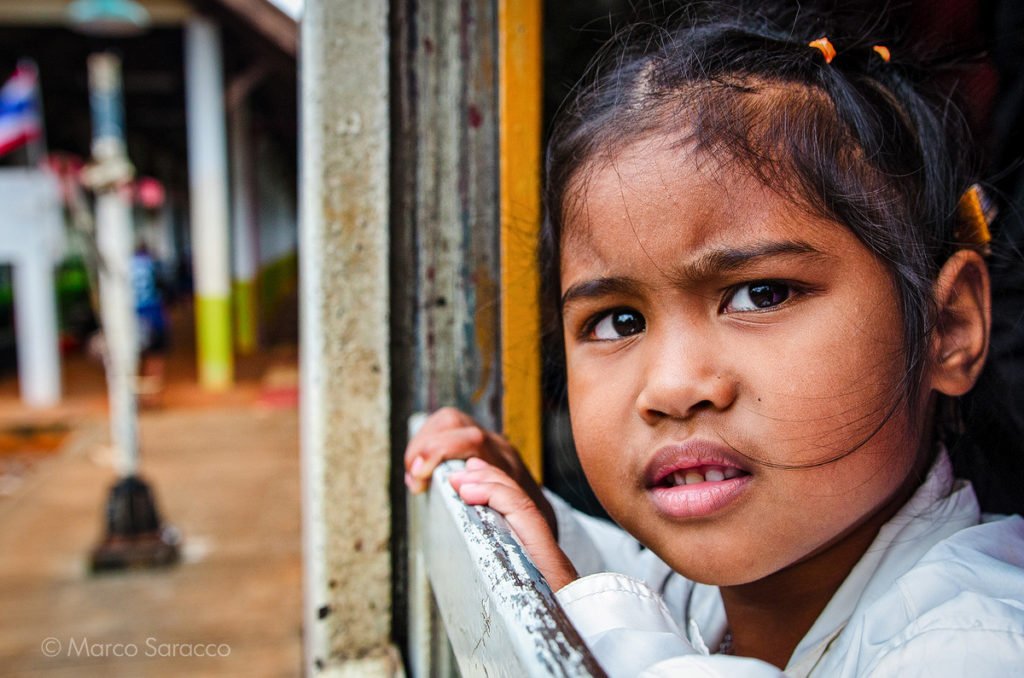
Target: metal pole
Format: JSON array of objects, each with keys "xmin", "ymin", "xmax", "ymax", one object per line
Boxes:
[
  {"xmin": 88, "ymin": 52, "xmax": 139, "ymax": 477},
  {"xmin": 86, "ymin": 51, "xmax": 177, "ymax": 571}
]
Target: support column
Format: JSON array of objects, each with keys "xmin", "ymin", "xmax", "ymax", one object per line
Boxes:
[
  {"xmin": 300, "ymin": 0, "xmax": 398, "ymax": 674},
  {"xmin": 185, "ymin": 16, "xmax": 233, "ymax": 389},
  {"xmin": 1, "ymin": 169, "xmax": 63, "ymax": 408},
  {"xmin": 230, "ymin": 101, "xmax": 258, "ymax": 355},
  {"xmin": 13, "ymin": 253, "xmax": 60, "ymax": 408}
]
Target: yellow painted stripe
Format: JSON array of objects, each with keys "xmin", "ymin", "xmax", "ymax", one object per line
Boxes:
[
  {"xmin": 233, "ymin": 278, "xmax": 258, "ymax": 355},
  {"xmin": 196, "ymin": 294, "xmax": 233, "ymax": 390},
  {"xmin": 499, "ymin": 0, "xmax": 543, "ymax": 481}
]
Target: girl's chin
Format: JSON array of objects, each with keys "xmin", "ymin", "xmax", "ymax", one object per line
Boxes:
[
  {"xmin": 659, "ymin": 553, "xmax": 785, "ymax": 588},
  {"xmin": 628, "ymin": 520, "xmax": 794, "ymax": 587}
]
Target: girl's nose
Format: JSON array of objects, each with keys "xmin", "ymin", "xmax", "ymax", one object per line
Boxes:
[{"xmin": 635, "ymin": 332, "xmax": 738, "ymax": 424}]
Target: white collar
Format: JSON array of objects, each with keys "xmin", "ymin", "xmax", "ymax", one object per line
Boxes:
[
  {"xmin": 686, "ymin": 451, "xmax": 982, "ymax": 674},
  {"xmin": 790, "ymin": 450, "xmax": 980, "ymax": 673}
]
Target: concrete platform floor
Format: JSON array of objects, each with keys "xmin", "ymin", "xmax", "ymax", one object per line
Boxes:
[{"xmin": 0, "ymin": 338, "xmax": 302, "ymax": 676}]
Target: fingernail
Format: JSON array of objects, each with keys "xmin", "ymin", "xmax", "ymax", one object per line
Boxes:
[
  {"xmin": 410, "ymin": 456, "xmax": 425, "ymax": 476},
  {"xmin": 404, "ymin": 472, "xmax": 415, "ymax": 491},
  {"xmin": 466, "ymin": 457, "xmax": 486, "ymax": 469}
]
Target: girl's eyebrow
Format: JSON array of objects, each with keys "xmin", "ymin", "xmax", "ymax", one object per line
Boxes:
[
  {"xmin": 677, "ymin": 240, "xmax": 830, "ymax": 283},
  {"xmin": 560, "ymin": 240, "xmax": 830, "ymax": 310},
  {"xmin": 561, "ymin": 277, "xmax": 641, "ymax": 311}
]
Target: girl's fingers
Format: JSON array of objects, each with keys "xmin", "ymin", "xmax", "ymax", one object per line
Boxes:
[
  {"xmin": 452, "ymin": 457, "xmax": 558, "ymax": 540},
  {"xmin": 402, "ymin": 410, "xmax": 552, "ymax": 541},
  {"xmin": 415, "ymin": 406, "xmax": 477, "ymax": 437},
  {"xmin": 454, "ymin": 473, "xmax": 578, "ymax": 590},
  {"xmin": 404, "ymin": 408, "xmax": 483, "ymax": 469},
  {"xmin": 406, "ymin": 425, "xmax": 485, "ymax": 473},
  {"xmin": 465, "ymin": 456, "xmax": 489, "ymax": 470},
  {"xmin": 405, "ymin": 409, "xmax": 520, "ymax": 495},
  {"xmin": 405, "ymin": 425, "xmax": 489, "ymax": 494},
  {"xmin": 449, "ymin": 457, "xmax": 515, "ymax": 488},
  {"xmin": 456, "ymin": 477, "xmax": 551, "ymax": 548}
]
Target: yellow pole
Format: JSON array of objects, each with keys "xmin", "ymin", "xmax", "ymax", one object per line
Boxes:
[{"xmin": 499, "ymin": 0, "xmax": 543, "ymax": 481}]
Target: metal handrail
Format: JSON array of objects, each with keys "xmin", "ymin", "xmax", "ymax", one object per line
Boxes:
[{"xmin": 412, "ymin": 461, "xmax": 606, "ymax": 677}]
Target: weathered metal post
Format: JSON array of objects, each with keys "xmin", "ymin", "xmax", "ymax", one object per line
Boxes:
[
  {"xmin": 88, "ymin": 53, "xmax": 139, "ymax": 479},
  {"xmin": 390, "ymin": 1, "xmax": 507, "ymax": 674},
  {"xmin": 86, "ymin": 52, "xmax": 177, "ymax": 570}
]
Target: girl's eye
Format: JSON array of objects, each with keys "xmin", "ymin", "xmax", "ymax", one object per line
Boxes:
[
  {"xmin": 590, "ymin": 309, "xmax": 646, "ymax": 340},
  {"xmin": 724, "ymin": 281, "xmax": 792, "ymax": 312}
]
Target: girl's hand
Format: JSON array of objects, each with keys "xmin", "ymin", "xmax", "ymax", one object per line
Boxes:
[
  {"xmin": 403, "ymin": 407, "xmax": 557, "ymax": 539},
  {"xmin": 449, "ymin": 457, "xmax": 579, "ymax": 591}
]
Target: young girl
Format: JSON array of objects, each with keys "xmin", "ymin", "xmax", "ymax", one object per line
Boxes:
[{"xmin": 405, "ymin": 6, "xmax": 1024, "ymax": 675}]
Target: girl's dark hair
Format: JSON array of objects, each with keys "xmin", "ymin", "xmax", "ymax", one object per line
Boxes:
[{"xmin": 541, "ymin": 3, "xmax": 1023, "ymax": 512}]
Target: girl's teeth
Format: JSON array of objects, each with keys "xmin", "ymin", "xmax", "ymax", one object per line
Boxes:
[{"xmin": 665, "ymin": 466, "xmax": 744, "ymax": 487}]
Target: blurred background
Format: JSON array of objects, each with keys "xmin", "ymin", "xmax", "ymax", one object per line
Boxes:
[{"xmin": 0, "ymin": 0, "xmax": 300, "ymax": 674}]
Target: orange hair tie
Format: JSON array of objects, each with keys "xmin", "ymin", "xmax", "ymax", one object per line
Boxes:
[
  {"xmin": 808, "ymin": 36, "xmax": 836, "ymax": 64},
  {"xmin": 872, "ymin": 45, "xmax": 892, "ymax": 62},
  {"xmin": 955, "ymin": 184, "xmax": 995, "ymax": 254}
]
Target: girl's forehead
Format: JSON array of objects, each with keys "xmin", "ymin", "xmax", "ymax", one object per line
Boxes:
[
  {"xmin": 556, "ymin": 139, "xmax": 872, "ymax": 292},
  {"xmin": 562, "ymin": 139, "xmax": 816, "ymax": 252}
]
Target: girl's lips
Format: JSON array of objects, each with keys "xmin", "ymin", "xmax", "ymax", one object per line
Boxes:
[
  {"xmin": 649, "ymin": 475, "xmax": 752, "ymax": 518},
  {"xmin": 644, "ymin": 442, "xmax": 753, "ymax": 519}
]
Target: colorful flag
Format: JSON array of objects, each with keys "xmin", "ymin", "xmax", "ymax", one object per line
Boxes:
[{"xmin": 0, "ymin": 64, "xmax": 43, "ymax": 157}]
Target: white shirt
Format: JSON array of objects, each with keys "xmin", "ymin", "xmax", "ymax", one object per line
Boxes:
[{"xmin": 550, "ymin": 452, "xmax": 1024, "ymax": 676}]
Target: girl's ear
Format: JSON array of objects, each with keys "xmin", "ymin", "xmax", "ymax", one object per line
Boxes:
[{"xmin": 928, "ymin": 249, "xmax": 991, "ymax": 396}]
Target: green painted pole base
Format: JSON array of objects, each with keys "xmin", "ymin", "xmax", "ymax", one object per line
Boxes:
[
  {"xmin": 195, "ymin": 295, "xmax": 233, "ymax": 390},
  {"xmin": 233, "ymin": 278, "xmax": 258, "ymax": 355}
]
